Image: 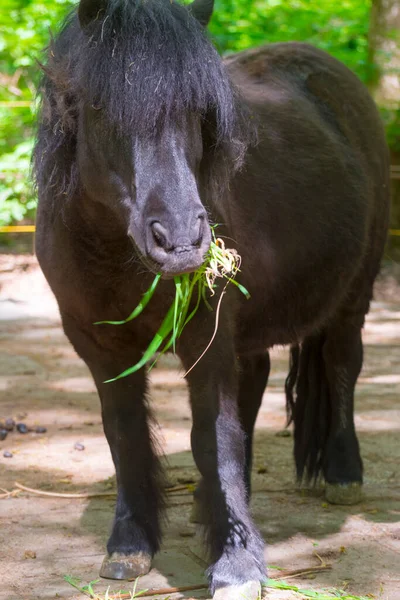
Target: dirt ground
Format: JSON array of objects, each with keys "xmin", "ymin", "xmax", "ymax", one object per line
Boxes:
[{"xmin": 0, "ymin": 254, "xmax": 399, "ymax": 600}]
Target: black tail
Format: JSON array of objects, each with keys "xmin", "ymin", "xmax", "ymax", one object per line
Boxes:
[{"xmin": 285, "ymin": 334, "xmax": 331, "ymax": 482}]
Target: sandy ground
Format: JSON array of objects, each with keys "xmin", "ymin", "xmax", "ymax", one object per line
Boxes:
[{"xmin": 0, "ymin": 255, "xmax": 399, "ymax": 600}]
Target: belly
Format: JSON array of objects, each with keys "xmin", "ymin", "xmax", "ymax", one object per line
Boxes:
[{"xmin": 234, "ymin": 262, "xmax": 357, "ymax": 354}]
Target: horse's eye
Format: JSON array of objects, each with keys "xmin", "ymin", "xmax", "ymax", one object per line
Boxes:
[{"xmin": 91, "ymin": 104, "xmax": 103, "ymax": 111}]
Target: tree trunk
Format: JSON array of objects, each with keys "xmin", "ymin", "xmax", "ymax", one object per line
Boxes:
[
  {"xmin": 369, "ymin": 1, "xmax": 400, "ymax": 259},
  {"xmin": 368, "ymin": 0, "xmax": 400, "ymax": 106}
]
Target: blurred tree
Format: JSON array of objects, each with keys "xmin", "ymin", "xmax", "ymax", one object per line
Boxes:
[
  {"xmin": 368, "ymin": 0, "xmax": 400, "ymax": 106},
  {"xmin": 368, "ymin": 0, "xmax": 400, "ymax": 241}
]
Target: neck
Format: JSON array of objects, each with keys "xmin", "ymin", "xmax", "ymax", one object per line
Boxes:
[
  {"xmin": 67, "ymin": 191, "xmax": 128, "ymax": 241},
  {"xmin": 61, "ymin": 192, "xmax": 138, "ymax": 274}
]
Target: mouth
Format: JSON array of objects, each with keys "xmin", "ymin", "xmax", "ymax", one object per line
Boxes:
[
  {"xmin": 129, "ymin": 235, "xmax": 206, "ymax": 278},
  {"xmin": 157, "ymin": 263, "xmax": 205, "ymax": 279}
]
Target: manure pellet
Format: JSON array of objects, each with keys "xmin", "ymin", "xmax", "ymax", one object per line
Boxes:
[
  {"xmin": 5, "ymin": 418, "xmax": 15, "ymax": 431},
  {"xmin": 35, "ymin": 426, "xmax": 47, "ymax": 434},
  {"xmin": 16, "ymin": 423, "xmax": 29, "ymax": 434}
]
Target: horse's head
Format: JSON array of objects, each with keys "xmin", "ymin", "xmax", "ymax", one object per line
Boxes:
[
  {"xmin": 35, "ymin": 0, "xmax": 251, "ymax": 276},
  {"xmin": 79, "ymin": 106, "xmax": 212, "ymax": 276},
  {"xmin": 76, "ymin": 0, "xmax": 217, "ymax": 277}
]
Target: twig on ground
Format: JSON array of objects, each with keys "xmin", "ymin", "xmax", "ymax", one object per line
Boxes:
[
  {"xmin": 14, "ymin": 482, "xmax": 116, "ymax": 499},
  {"xmin": 313, "ymin": 551, "xmax": 328, "ymax": 568},
  {"xmin": 183, "ymin": 548, "xmax": 208, "ymax": 569},
  {"xmin": 65, "ymin": 562, "xmax": 332, "ymax": 600},
  {"xmin": 0, "ymin": 487, "xmax": 21, "ymax": 499},
  {"xmin": 165, "ymin": 485, "xmax": 193, "ymax": 493},
  {"xmin": 253, "ymin": 488, "xmax": 298, "ymax": 494},
  {"xmin": 110, "ymin": 566, "xmax": 332, "ymax": 599},
  {"xmin": 14, "ymin": 481, "xmax": 194, "ymax": 500},
  {"xmin": 273, "ymin": 564, "xmax": 332, "ymax": 580},
  {"xmin": 109, "ymin": 583, "xmax": 208, "ymax": 599}
]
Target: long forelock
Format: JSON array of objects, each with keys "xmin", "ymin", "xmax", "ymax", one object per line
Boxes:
[
  {"xmin": 87, "ymin": 2, "xmax": 237, "ymax": 137},
  {"xmin": 34, "ymin": 0, "xmax": 254, "ymax": 201}
]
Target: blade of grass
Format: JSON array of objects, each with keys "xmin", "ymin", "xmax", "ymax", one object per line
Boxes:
[
  {"xmin": 173, "ymin": 276, "xmax": 182, "ymax": 353},
  {"xmin": 95, "ymin": 273, "xmax": 161, "ymax": 325},
  {"xmin": 64, "ymin": 575, "xmax": 102, "ymax": 598},
  {"xmin": 182, "ymin": 274, "xmax": 203, "ymax": 329},
  {"xmin": 104, "ymin": 303, "xmax": 175, "ymax": 382},
  {"xmin": 147, "ymin": 274, "xmax": 200, "ymax": 369},
  {"xmin": 263, "ymin": 579, "xmax": 370, "ymax": 599},
  {"xmin": 225, "ymin": 276, "xmax": 251, "ymax": 299}
]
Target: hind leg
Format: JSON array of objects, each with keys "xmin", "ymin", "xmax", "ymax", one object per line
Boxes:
[
  {"xmin": 286, "ymin": 320, "xmax": 364, "ymax": 504},
  {"xmin": 322, "ymin": 317, "xmax": 364, "ymax": 504},
  {"xmin": 191, "ymin": 352, "xmax": 270, "ymax": 521},
  {"xmin": 62, "ymin": 313, "xmax": 164, "ymax": 579}
]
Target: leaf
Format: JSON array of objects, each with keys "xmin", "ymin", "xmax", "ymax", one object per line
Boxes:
[
  {"xmin": 225, "ymin": 277, "xmax": 251, "ymax": 299},
  {"xmin": 173, "ymin": 276, "xmax": 182, "ymax": 353},
  {"xmin": 94, "ymin": 273, "xmax": 161, "ymax": 325},
  {"xmin": 104, "ymin": 303, "xmax": 176, "ymax": 382}
]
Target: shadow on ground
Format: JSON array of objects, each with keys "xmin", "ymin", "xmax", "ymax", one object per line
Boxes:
[{"xmin": 1, "ymin": 258, "xmax": 399, "ymax": 599}]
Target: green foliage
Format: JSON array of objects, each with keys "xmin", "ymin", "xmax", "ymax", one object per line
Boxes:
[
  {"xmin": 0, "ymin": 139, "xmax": 36, "ymax": 225},
  {"xmin": 0, "ymin": 0, "xmax": 75, "ymax": 226},
  {"xmin": 0, "ymin": 0, "xmax": 397, "ymax": 226},
  {"xmin": 381, "ymin": 107, "xmax": 400, "ymax": 154},
  {"xmin": 210, "ymin": 0, "xmax": 370, "ymax": 80}
]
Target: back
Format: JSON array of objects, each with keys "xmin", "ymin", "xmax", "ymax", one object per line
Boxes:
[{"xmin": 221, "ymin": 42, "xmax": 390, "ymax": 347}]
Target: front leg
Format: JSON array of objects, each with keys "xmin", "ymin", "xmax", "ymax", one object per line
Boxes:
[
  {"xmin": 62, "ymin": 313, "xmax": 164, "ymax": 580},
  {"xmin": 238, "ymin": 353, "xmax": 270, "ymax": 498},
  {"xmin": 179, "ymin": 316, "xmax": 266, "ymax": 599}
]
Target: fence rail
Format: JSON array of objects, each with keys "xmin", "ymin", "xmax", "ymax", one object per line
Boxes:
[
  {"xmin": 0, "ymin": 225, "xmax": 36, "ymax": 233},
  {"xmin": 1, "ymin": 225, "xmax": 400, "ymax": 235},
  {"xmin": 1, "ymin": 171, "xmax": 400, "ymax": 236}
]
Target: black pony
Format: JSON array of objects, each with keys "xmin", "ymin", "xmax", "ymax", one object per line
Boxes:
[{"xmin": 34, "ymin": 0, "xmax": 390, "ymax": 597}]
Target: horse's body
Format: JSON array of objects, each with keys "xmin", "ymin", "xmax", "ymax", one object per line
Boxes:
[
  {"xmin": 34, "ymin": 0, "xmax": 390, "ymax": 597},
  {"xmin": 225, "ymin": 43, "xmax": 388, "ymax": 350}
]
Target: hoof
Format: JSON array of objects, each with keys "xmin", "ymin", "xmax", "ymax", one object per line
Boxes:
[
  {"xmin": 189, "ymin": 497, "xmax": 204, "ymax": 524},
  {"xmin": 100, "ymin": 551, "xmax": 152, "ymax": 580},
  {"xmin": 325, "ymin": 482, "xmax": 363, "ymax": 505},
  {"xmin": 213, "ymin": 581, "xmax": 262, "ymax": 600}
]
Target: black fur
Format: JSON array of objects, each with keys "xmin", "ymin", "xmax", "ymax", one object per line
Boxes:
[
  {"xmin": 34, "ymin": 0, "xmax": 253, "ymax": 206},
  {"xmin": 189, "ymin": 0, "xmax": 215, "ymax": 27},
  {"xmin": 286, "ymin": 336, "xmax": 331, "ymax": 481},
  {"xmin": 34, "ymin": 0, "xmax": 390, "ymax": 594}
]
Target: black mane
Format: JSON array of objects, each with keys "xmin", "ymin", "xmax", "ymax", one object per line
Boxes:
[{"xmin": 34, "ymin": 0, "xmax": 253, "ymax": 203}]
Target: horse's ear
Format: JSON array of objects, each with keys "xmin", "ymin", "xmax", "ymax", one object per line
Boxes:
[
  {"xmin": 78, "ymin": 0, "xmax": 108, "ymax": 28},
  {"xmin": 188, "ymin": 0, "xmax": 214, "ymax": 27}
]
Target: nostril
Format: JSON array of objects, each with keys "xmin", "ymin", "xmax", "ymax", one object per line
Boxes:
[
  {"xmin": 193, "ymin": 214, "xmax": 205, "ymax": 247},
  {"xmin": 151, "ymin": 222, "xmax": 168, "ymax": 249}
]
